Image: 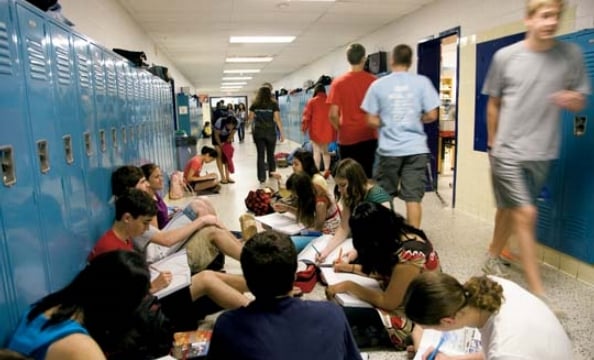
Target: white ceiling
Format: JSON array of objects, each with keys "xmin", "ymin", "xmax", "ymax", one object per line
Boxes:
[{"xmin": 117, "ymin": 0, "xmax": 437, "ymax": 95}]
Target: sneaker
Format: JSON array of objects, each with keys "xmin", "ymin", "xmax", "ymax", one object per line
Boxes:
[{"xmin": 482, "ymin": 256, "xmax": 510, "ymax": 277}]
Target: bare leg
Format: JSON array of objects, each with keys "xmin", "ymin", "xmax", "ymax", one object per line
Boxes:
[
  {"xmin": 321, "ymin": 143, "xmax": 331, "ymax": 173},
  {"xmin": 189, "ymin": 270, "xmax": 249, "ymax": 308},
  {"xmin": 312, "ymin": 141, "xmax": 322, "ymax": 170},
  {"xmin": 406, "ymin": 201, "xmax": 422, "ymax": 228},
  {"xmin": 214, "ymin": 145, "xmax": 226, "ymax": 182},
  {"xmin": 511, "ymin": 205, "xmax": 544, "ymax": 295},
  {"xmin": 193, "ymin": 179, "xmax": 219, "ymax": 191},
  {"xmin": 487, "ymin": 208, "xmax": 512, "ymax": 257},
  {"xmin": 211, "ymin": 228, "xmax": 243, "ymax": 260}
]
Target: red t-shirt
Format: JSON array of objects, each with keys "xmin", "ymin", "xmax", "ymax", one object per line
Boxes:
[
  {"xmin": 183, "ymin": 156, "xmax": 204, "ymax": 181},
  {"xmin": 88, "ymin": 229, "xmax": 133, "ymax": 261},
  {"xmin": 302, "ymin": 93, "xmax": 336, "ymax": 144},
  {"xmin": 327, "ymin": 71, "xmax": 377, "ymax": 145}
]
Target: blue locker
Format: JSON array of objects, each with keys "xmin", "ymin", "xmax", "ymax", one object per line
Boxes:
[
  {"xmin": 0, "ymin": 0, "xmax": 52, "ymax": 342},
  {"xmin": 115, "ymin": 58, "xmax": 129, "ymax": 164},
  {"xmin": 72, "ymin": 33, "xmax": 103, "ymax": 242},
  {"xmin": 555, "ymin": 29, "xmax": 594, "ymax": 263},
  {"xmin": 104, "ymin": 51, "xmax": 122, "ymax": 167},
  {"xmin": 47, "ymin": 21, "xmax": 92, "ymax": 285},
  {"xmin": 90, "ymin": 42, "xmax": 113, "ymax": 233},
  {"xmin": 16, "ymin": 2, "xmax": 74, "ymax": 292}
]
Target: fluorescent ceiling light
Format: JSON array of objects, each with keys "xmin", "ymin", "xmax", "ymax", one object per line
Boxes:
[
  {"xmin": 222, "ymin": 82, "xmax": 247, "ymax": 86},
  {"xmin": 223, "ymin": 69, "xmax": 261, "ymax": 74},
  {"xmin": 221, "ymin": 85, "xmax": 243, "ymax": 89},
  {"xmin": 222, "ymin": 76, "xmax": 252, "ymax": 81},
  {"xmin": 230, "ymin": 36, "xmax": 296, "ymax": 44},
  {"xmin": 226, "ymin": 57, "xmax": 273, "ymax": 63}
]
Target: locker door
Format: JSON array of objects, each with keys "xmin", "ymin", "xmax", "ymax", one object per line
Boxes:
[
  {"xmin": 90, "ymin": 43, "xmax": 112, "ymax": 231},
  {"xmin": 417, "ymin": 38, "xmax": 441, "ymax": 191},
  {"xmin": 115, "ymin": 59, "xmax": 129, "ymax": 164},
  {"xmin": 0, "ymin": 0, "xmax": 48, "ymax": 342},
  {"xmin": 47, "ymin": 22, "xmax": 91, "ymax": 286},
  {"xmin": 556, "ymin": 31, "xmax": 594, "ymax": 263},
  {"xmin": 16, "ymin": 3, "xmax": 70, "ymax": 292},
  {"xmin": 73, "ymin": 34, "xmax": 101, "ymax": 241},
  {"xmin": 104, "ymin": 51, "xmax": 122, "ymax": 166}
]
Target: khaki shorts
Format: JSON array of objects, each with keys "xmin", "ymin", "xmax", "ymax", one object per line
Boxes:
[
  {"xmin": 490, "ymin": 156, "xmax": 551, "ymax": 208},
  {"xmin": 185, "ymin": 226, "xmax": 220, "ymax": 274}
]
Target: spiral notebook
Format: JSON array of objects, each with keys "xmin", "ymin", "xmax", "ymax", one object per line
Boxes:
[{"xmin": 149, "ymin": 250, "xmax": 191, "ymax": 299}]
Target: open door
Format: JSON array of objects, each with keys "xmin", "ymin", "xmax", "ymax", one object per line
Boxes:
[{"xmin": 417, "ymin": 38, "xmax": 442, "ymax": 192}]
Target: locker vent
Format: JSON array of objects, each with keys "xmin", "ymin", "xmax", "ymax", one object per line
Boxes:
[
  {"xmin": 93, "ymin": 54, "xmax": 105, "ymax": 93},
  {"xmin": 0, "ymin": 22, "xmax": 12, "ymax": 75},
  {"xmin": 536, "ymin": 203, "xmax": 553, "ymax": 233},
  {"xmin": 584, "ymin": 50, "xmax": 594, "ymax": 74},
  {"xmin": 560, "ymin": 217, "xmax": 586, "ymax": 243},
  {"xmin": 55, "ymin": 47, "xmax": 71, "ymax": 85},
  {"xmin": 106, "ymin": 66, "xmax": 116, "ymax": 96},
  {"xmin": 26, "ymin": 38, "xmax": 47, "ymax": 81},
  {"xmin": 77, "ymin": 53, "xmax": 90, "ymax": 88}
]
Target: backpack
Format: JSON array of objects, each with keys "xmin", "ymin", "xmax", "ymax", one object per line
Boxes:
[
  {"xmin": 244, "ymin": 188, "xmax": 275, "ymax": 216},
  {"xmin": 169, "ymin": 171, "xmax": 193, "ymax": 200}
]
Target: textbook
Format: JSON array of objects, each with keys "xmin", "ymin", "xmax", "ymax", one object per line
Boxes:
[
  {"xmin": 297, "ymin": 235, "xmax": 354, "ymax": 266},
  {"xmin": 318, "ymin": 267, "xmax": 381, "ymax": 308},
  {"xmin": 254, "ymin": 212, "xmax": 306, "ymax": 235},
  {"xmin": 150, "ymin": 250, "xmax": 191, "ymax": 299},
  {"xmin": 171, "ymin": 329, "xmax": 212, "ymax": 359},
  {"xmin": 413, "ymin": 328, "xmax": 482, "ymax": 360}
]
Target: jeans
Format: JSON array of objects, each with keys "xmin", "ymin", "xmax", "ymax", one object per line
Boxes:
[{"xmin": 253, "ymin": 131, "xmax": 277, "ymax": 182}]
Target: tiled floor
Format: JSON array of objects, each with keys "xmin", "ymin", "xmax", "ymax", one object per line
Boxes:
[{"xmin": 183, "ymin": 136, "xmax": 594, "ymax": 360}]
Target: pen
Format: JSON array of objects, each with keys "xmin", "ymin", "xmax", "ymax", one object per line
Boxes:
[
  {"xmin": 149, "ymin": 264, "xmax": 163, "ymax": 273},
  {"xmin": 311, "ymin": 244, "xmax": 321, "ymax": 257},
  {"xmin": 335, "ymin": 247, "xmax": 343, "ymax": 264},
  {"xmin": 428, "ymin": 333, "xmax": 447, "ymax": 360}
]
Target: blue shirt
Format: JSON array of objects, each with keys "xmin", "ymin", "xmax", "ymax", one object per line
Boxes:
[
  {"xmin": 8, "ymin": 310, "xmax": 88, "ymax": 360},
  {"xmin": 207, "ymin": 297, "xmax": 362, "ymax": 360},
  {"xmin": 361, "ymin": 72, "xmax": 440, "ymax": 157}
]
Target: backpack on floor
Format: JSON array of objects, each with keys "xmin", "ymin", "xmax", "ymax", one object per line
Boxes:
[
  {"xmin": 244, "ymin": 188, "xmax": 275, "ymax": 216},
  {"xmin": 169, "ymin": 171, "xmax": 193, "ymax": 200}
]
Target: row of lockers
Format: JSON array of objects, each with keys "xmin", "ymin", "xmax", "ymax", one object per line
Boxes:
[
  {"xmin": 278, "ymin": 90, "xmax": 313, "ymax": 145},
  {"xmin": 536, "ymin": 30, "xmax": 594, "ymax": 264},
  {"xmin": 0, "ymin": 0, "xmax": 175, "ymax": 344}
]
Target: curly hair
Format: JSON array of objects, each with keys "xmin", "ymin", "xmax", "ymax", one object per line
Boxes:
[
  {"xmin": 403, "ymin": 272, "xmax": 504, "ymax": 326},
  {"xmin": 334, "ymin": 158, "xmax": 368, "ymax": 212}
]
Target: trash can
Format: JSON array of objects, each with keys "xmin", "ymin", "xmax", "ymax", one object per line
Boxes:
[{"xmin": 175, "ymin": 132, "xmax": 198, "ymax": 170}]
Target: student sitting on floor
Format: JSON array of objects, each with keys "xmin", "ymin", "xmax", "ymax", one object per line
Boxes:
[
  {"xmin": 316, "ymin": 158, "xmax": 393, "ymax": 262},
  {"xmin": 272, "ymin": 172, "xmax": 340, "ymax": 252},
  {"xmin": 112, "ymin": 165, "xmax": 241, "ymax": 273},
  {"xmin": 207, "ymin": 230, "xmax": 362, "ymax": 360},
  {"xmin": 141, "ymin": 163, "xmax": 178, "ymax": 229},
  {"xmin": 184, "ymin": 146, "xmax": 221, "ymax": 193},
  {"xmin": 325, "ymin": 201, "xmax": 440, "ymax": 351},
  {"xmin": 7, "ymin": 251, "xmax": 150, "ymax": 360},
  {"xmin": 89, "ymin": 189, "xmax": 250, "ymax": 329},
  {"xmin": 271, "ymin": 150, "xmax": 327, "ymax": 190},
  {"xmin": 403, "ymin": 272, "xmax": 572, "ymax": 360}
]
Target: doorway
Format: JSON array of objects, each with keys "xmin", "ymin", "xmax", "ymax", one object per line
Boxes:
[{"xmin": 417, "ymin": 29, "xmax": 460, "ymax": 208}]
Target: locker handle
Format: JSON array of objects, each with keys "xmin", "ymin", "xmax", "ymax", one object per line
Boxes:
[
  {"xmin": 111, "ymin": 127, "xmax": 118, "ymax": 150},
  {"xmin": 63, "ymin": 135, "xmax": 74, "ymax": 165},
  {"xmin": 84, "ymin": 131, "xmax": 93, "ymax": 156},
  {"xmin": 99, "ymin": 129, "xmax": 106, "ymax": 153},
  {"xmin": 37, "ymin": 140, "xmax": 50, "ymax": 174},
  {"xmin": 574, "ymin": 116, "xmax": 586, "ymax": 136},
  {"xmin": 121, "ymin": 127, "xmax": 127, "ymax": 144},
  {"xmin": 0, "ymin": 146, "xmax": 16, "ymax": 187}
]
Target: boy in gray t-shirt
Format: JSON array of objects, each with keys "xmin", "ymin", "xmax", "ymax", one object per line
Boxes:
[{"xmin": 480, "ymin": 0, "xmax": 590, "ymax": 305}]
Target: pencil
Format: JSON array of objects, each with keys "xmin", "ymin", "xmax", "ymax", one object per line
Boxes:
[
  {"xmin": 311, "ymin": 244, "xmax": 321, "ymax": 256},
  {"xmin": 149, "ymin": 264, "xmax": 163, "ymax": 273},
  {"xmin": 335, "ymin": 247, "xmax": 343, "ymax": 264},
  {"xmin": 428, "ymin": 333, "xmax": 447, "ymax": 360}
]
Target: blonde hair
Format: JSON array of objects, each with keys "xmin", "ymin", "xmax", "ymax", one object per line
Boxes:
[{"xmin": 526, "ymin": 0, "xmax": 564, "ymax": 17}]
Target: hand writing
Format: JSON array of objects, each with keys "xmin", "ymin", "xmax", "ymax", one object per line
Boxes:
[{"xmin": 152, "ymin": 271, "xmax": 172, "ymax": 292}]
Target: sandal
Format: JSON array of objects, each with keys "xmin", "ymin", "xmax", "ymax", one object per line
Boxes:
[
  {"xmin": 227, "ymin": 178, "xmax": 235, "ymax": 183},
  {"xmin": 220, "ymin": 180, "xmax": 229, "ymax": 184}
]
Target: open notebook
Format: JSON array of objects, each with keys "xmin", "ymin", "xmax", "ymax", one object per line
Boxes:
[
  {"xmin": 319, "ymin": 267, "xmax": 381, "ymax": 308},
  {"xmin": 255, "ymin": 212, "xmax": 306, "ymax": 235},
  {"xmin": 297, "ymin": 235, "xmax": 354, "ymax": 266},
  {"xmin": 150, "ymin": 250, "xmax": 191, "ymax": 299},
  {"xmin": 414, "ymin": 328, "xmax": 482, "ymax": 360}
]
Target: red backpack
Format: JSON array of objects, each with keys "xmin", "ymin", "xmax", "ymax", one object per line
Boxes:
[{"xmin": 244, "ymin": 188, "xmax": 274, "ymax": 216}]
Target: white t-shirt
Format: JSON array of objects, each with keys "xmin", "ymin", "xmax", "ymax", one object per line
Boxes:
[{"xmin": 480, "ymin": 276, "xmax": 572, "ymax": 359}]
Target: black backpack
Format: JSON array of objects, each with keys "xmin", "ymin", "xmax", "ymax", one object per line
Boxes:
[{"xmin": 113, "ymin": 49, "xmax": 149, "ymax": 67}]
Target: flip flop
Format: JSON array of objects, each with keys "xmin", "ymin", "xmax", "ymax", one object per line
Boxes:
[
  {"xmin": 220, "ymin": 180, "xmax": 229, "ymax": 184},
  {"xmin": 227, "ymin": 178, "xmax": 235, "ymax": 183}
]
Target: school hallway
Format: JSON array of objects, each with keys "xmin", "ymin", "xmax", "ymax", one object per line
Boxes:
[{"xmin": 188, "ymin": 136, "xmax": 594, "ymax": 360}]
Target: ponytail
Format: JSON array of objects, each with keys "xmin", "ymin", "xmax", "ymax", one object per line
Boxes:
[{"xmin": 463, "ymin": 276, "xmax": 504, "ymax": 314}]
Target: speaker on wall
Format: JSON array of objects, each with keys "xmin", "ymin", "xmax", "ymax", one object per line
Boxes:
[{"xmin": 365, "ymin": 51, "xmax": 387, "ymax": 75}]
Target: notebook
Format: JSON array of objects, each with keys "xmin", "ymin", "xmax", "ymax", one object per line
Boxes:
[
  {"xmin": 255, "ymin": 212, "xmax": 305, "ymax": 235},
  {"xmin": 297, "ymin": 235, "xmax": 354, "ymax": 266},
  {"xmin": 150, "ymin": 250, "xmax": 192, "ymax": 299},
  {"xmin": 413, "ymin": 328, "xmax": 482, "ymax": 360},
  {"xmin": 318, "ymin": 267, "xmax": 381, "ymax": 308}
]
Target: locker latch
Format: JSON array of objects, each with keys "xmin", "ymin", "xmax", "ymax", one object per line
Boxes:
[
  {"xmin": 574, "ymin": 116, "xmax": 587, "ymax": 136},
  {"xmin": 0, "ymin": 146, "xmax": 16, "ymax": 187},
  {"xmin": 99, "ymin": 129, "xmax": 106, "ymax": 153},
  {"xmin": 63, "ymin": 135, "xmax": 74, "ymax": 165},
  {"xmin": 37, "ymin": 140, "xmax": 50, "ymax": 174},
  {"xmin": 84, "ymin": 131, "xmax": 93, "ymax": 156}
]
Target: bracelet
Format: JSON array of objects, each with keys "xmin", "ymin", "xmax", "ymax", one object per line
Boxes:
[{"xmin": 351, "ymin": 264, "xmax": 355, "ymax": 273}]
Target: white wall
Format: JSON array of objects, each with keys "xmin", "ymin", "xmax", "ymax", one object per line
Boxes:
[
  {"xmin": 59, "ymin": 0, "xmax": 195, "ymax": 91},
  {"xmin": 273, "ymin": 0, "xmax": 594, "ymax": 282}
]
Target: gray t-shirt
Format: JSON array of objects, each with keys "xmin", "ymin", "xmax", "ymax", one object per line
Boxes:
[{"xmin": 482, "ymin": 40, "xmax": 590, "ymax": 161}]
